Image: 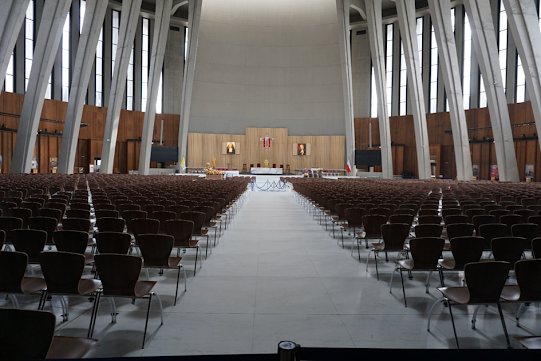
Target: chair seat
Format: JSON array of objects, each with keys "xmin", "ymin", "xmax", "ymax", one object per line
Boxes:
[
  {"xmin": 134, "ymin": 280, "xmax": 157, "ymax": 298},
  {"xmin": 500, "ymin": 285, "xmax": 520, "ymax": 301},
  {"xmin": 397, "ymin": 259, "xmax": 414, "ymax": 270},
  {"xmin": 47, "ymin": 336, "xmax": 98, "ymax": 359},
  {"xmin": 78, "ymin": 279, "xmax": 101, "ymax": 296},
  {"xmin": 168, "ymin": 257, "xmax": 182, "ymax": 268},
  {"xmin": 87, "ymin": 238, "xmax": 96, "ymax": 247},
  {"xmin": 84, "ymin": 253, "xmax": 94, "ymax": 265},
  {"xmin": 438, "ymin": 286, "xmax": 470, "ymax": 304},
  {"xmin": 438, "ymin": 259, "xmax": 456, "ymax": 270},
  {"xmin": 514, "ymin": 336, "xmax": 541, "ymax": 349},
  {"xmin": 21, "ymin": 277, "xmax": 47, "ymax": 294}
]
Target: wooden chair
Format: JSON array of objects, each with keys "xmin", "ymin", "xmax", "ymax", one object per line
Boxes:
[
  {"xmin": 178, "ymin": 211, "xmax": 209, "ymax": 259},
  {"xmin": 137, "ymin": 234, "xmax": 186, "ymax": 305},
  {"xmin": 94, "ymin": 231, "xmax": 131, "ymax": 254},
  {"xmin": 12, "ymin": 229, "xmax": 47, "ymax": 265},
  {"xmin": 414, "ymin": 224, "xmax": 443, "ymax": 238},
  {"xmin": 366, "ymin": 223, "xmax": 410, "ymax": 280},
  {"xmin": 166, "ymin": 219, "xmax": 201, "ymax": 275},
  {"xmin": 427, "ymin": 261, "xmax": 511, "ymax": 349},
  {"xmin": 0, "ymin": 251, "xmax": 47, "ymax": 308},
  {"xmin": 95, "ymin": 209, "xmax": 120, "ymax": 219},
  {"xmin": 38, "ymin": 251, "xmax": 101, "ymax": 321},
  {"xmin": 29, "ymin": 216, "xmax": 58, "ymax": 245},
  {"xmin": 0, "ymin": 308, "xmax": 97, "ymax": 359},
  {"xmin": 438, "ymin": 236, "xmax": 485, "ymax": 286},
  {"xmin": 53, "ymin": 230, "xmax": 94, "ymax": 266},
  {"xmin": 66, "ymin": 209, "xmax": 91, "ymax": 220},
  {"xmin": 8, "ymin": 207, "xmax": 32, "ymax": 228},
  {"xmin": 89, "ymin": 254, "xmax": 164, "ymax": 349},
  {"xmin": 96, "ymin": 217, "xmax": 126, "ymax": 233}
]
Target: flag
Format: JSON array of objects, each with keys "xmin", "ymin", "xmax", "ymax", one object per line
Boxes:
[
  {"xmin": 346, "ymin": 160, "xmax": 352, "ymax": 173},
  {"xmin": 180, "ymin": 156, "xmax": 186, "ymax": 171}
]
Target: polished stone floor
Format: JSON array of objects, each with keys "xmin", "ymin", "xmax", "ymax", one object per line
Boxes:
[{"xmin": 2, "ymin": 187, "xmax": 540, "ymax": 357}]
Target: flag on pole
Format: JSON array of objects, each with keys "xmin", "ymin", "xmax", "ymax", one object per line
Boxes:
[
  {"xmin": 180, "ymin": 156, "xmax": 186, "ymax": 171},
  {"xmin": 346, "ymin": 160, "xmax": 352, "ymax": 173}
]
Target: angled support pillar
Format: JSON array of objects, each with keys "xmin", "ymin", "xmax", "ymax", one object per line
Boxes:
[
  {"xmin": 0, "ymin": 0, "xmax": 30, "ymax": 88},
  {"xmin": 428, "ymin": 0, "xmax": 473, "ymax": 181},
  {"xmin": 57, "ymin": 0, "xmax": 108, "ymax": 174},
  {"xmin": 336, "ymin": 0, "xmax": 356, "ymax": 176},
  {"xmin": 395, "ymin": 0, "xmax": 431, "ymax": 179},
  {"xmin": 100, "ymin": 0, "xmax": 142, "ymax": 174},
  {"xmin": 10, "ymin": 0, "xmax": 71, "ymax": 174},
  {"xmin": 503, "ymin": 0, "xmax": 541, "ymax": 157},
  {"xmin": 177, "ymin": 0, "xmax": 202, "ymax": 173},
  {"xmin": 463, "ymin": 0, "xmax": 519, "ymax": 182},
  {"xmin": 365, "ymin": 0, "xmax": 393, "ymax": 179},
  {"xmin": 139, "ymin": 0, "xmax": 173, "ymax": 175}
]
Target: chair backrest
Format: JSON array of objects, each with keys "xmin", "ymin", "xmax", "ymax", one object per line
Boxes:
[
  {"xmin": 177, "ymin": 200, "xmax": 198, "ymax": 211},
  {"xmin": 417, "ymin": 215, "xmax": 442, "ymax": 225},
  {"xmin": 489, "ymin": 209, "xmax": 510, "ymax": 222},
  {"xmin": 70, "ymin": 202, "xmax": 90, "ymax": 211},
  {"xmin": 500, "ymin": 214, "xmax": 523, "ymax": 235},
  {"xmin": 93, "ymin": 203, "xmax": 116, "ymax": 211},
  {"xmin": 165, "ymin": 219, "xmax": 194, "ymax": 247},
  {"xmin": 414, "ymin": 224, "xmax": 443, "ymax": 238},
  {"xmin": 61, "ymin": 217, "xmax": 91, "ymax": 233},
  {"xmin": 361, "ymin": 214, "xmax": 387, "ymax": 238},
  {"xmin": 53, "ymin": 230, "xmax": 89, "ymax": 254},
  {"xmin": 418, "ymin": 209, "xmax": 439, "ymax": 216},
  {"xmin": 491, "ymin": 237, "xmax": 527, "ymax": 267},
  {"xmin": 94, "ymin": 254, "xmax": 142, "ymax": 297},
  {"xmin": 96, "ymin": 217, "xmax": 126, "ymax": 233},
  {"xmin": 511, "ymin": 223, "xmax": 539, "ymax": 243},
  {"xmin": 0, "ymin": 216, "xmax": 23, "ymax": 242},
  {"xmin": 137, "ymin": 234, "xmax": 175, "ymax": 267},
  {"xmin": 122, "ymin": 210, "xmax": 148, "ymax": 232},
  {"xmin": 479, "ymin": 223, "xmax": 508, "ymax": 250},
  {"xmin": 381, "ymin": 223, "xmax": 410, "ymax": 251},
  {"xmin": 151, "ymin": 211, "xmax": 177, "ymax": 233},
  {"xmin": 389, "ymin": 214, "xmax": 414, "ymax": 226},
  {"xmin": 66, "ymin": 209, "xmax": 91, "ymax": 220},
  {"xmin": 167, "ymin": 205, "xmax": 190, "ymax": 218},
  {"xmin": 0, "ymin": 229, "xmax": 4, "ymax": 249},
  {"xmin": 28, "ymin": 216, "xmax": 58, "ymax": 244},
  {"xmin": 408, "ymin": 237, "xmax": 445, "ymax": 269},
  {"xmin": 39, "ymin": 251, "xmax": 85, "ymax": 294},
  {"xmin": 0, "ymin": 250, "xmax": 28, "ymax": 293},
  {"xmin": 95, "ymin": 209, "xmax": 119, "ymax": 219},
  {"xmin": 444, "ymin": 214, "xmax": 468, "ymax": 226},
  {"xmin": 472, "ymin": 214, "xmax": 497, "ymax": 235},
  {"xmin": 8, "ymin": 207, "xmax": 32, "ymax": 228},
  {"xmin": 131, "ymin": 218, "xmax": 160, "ymax": 238},
  {"xmin": 442, "ymin": 208, "xmax": 462, "ymax": 219},
  {"xmin": 449, "ymin": 236, "xmax": 485, "ymax": 270},
  {"xmin": 465, "ymin": 208, "xmax": 484, "ymax": 223},
  {"xmin": 513, "ymin": 259, "xmax": 541, "ymax": 301},
  {"xmin": 94, "ymin": 231, "xmax": 132, "ymax": 254},
  {"xmin": 12, "ymin": 229, "xmax": 47, "ymax": 263},
  {"xmin": 514, "ymin": 209, "xmax": 535, "ymax": 223},
  {"xmin": 38, "ymin": 208, "xmax": 62, "ymax": 224},
  {"xmin": 369, "ymin": 207, "xmax": 391, "ymax": 220},
  {"xmin": 344, "ymin": 207, "xmax": 366, "ymax": 227},
  {"xmin": 179, "ymin": 211, "xmax": 206, "ymax": 234},
  {"xmin": 0, "ymin": 308, "xmax": 56, "ymax": 359},
  {"xmin": 20, "ymin": 201, "xmax": 42, "ymax": 216},
  {"xmin": 446, "ymin": 223, "xmax": 474, "ymax": 240},
  {"xmin": 145, "ymin": 204, "xmax": 166, "ymax": 214},
  {"xmin": 464, "ymin": 261, "xmax": 510, "ymax": 303}
]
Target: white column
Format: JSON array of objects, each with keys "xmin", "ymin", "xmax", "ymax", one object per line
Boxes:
[
  {"xmin": 336, "ymin": 0, "xmax": 356, "ymax": 176},
  {"xmin": 10, "ymin": 0, "xmax": 72, "ymax": 174},
  {"xmin": 428, "ymin": 0, "xmax": 473, "ymax": 181},
  {"xmin": 57, "ymin": 0, "xmax": 108, "ymax": 174},
  {"xmin": 395, "ymin": 0, "xmax": 431, "ymax": 179},
  {"xmin": 503, "ymin": 0, "xmax": 541, "ymax": 157},
  {"xmin": 139, "ymin": 0, "xmax": 173, "ymax": 175},
  {"xmin": 177, "ymin": 0, "xmax": 202, "ymax": 172},
  {"xmin": 463, "ymin": 0, "xmax": 519, "ymax": 182},
  {"xmin": 0, "ymin": 0, "xmax": 30, "ymax": 89},
  {"xmin": 100, "ymin": 0, "xmax": 142, "ymax": 174},
  {"xmin": 365, "ymin": 0, "xmax": 393, "ymax": 179}
]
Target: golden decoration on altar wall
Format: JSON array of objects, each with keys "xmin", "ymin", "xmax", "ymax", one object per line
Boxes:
[
  {"xmin": 212, "ymin": 156, "xmax": 217, "ymax": 169},
  {"xmin": 264, "ymin": 159, "xmax": 269, "ymax": 168}
]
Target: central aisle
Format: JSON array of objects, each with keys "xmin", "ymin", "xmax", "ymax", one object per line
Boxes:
[{"xmin": 79, "ymin": 189, "xmax": 533, "ymax": 357}]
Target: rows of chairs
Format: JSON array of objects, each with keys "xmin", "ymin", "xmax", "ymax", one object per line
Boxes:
[
  {"xmin": 0, "ymin": 173, "xmax": 250, "ymax": 357},
  {"xmin": 290, "ymin": 177, "xmax": 541, "ymax": 348}
]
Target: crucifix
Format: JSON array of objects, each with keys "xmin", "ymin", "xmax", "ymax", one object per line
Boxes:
[{"xmin": 260, "ymin": 133, "xmax": 274, "ymax": 151}]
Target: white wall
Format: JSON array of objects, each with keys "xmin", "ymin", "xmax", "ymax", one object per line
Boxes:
[{"xmin": 189, "ymin": 0, "xmax": 346, "ymax": 136}]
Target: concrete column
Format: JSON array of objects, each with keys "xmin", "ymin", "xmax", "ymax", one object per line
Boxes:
[
  {"xmin": 139, "ymin": 0, "xmax": 173, "ymax": 175},
  {"xmin": 336, "ymin": 0, "xmax": 357, "ymax": 176},
  {"xmin": 463, "ymin": 0, "xmax": 519, "ymax": 182},
  {"xmin": 177, "ymin": 0, "xmax": 202, "ymax": 172},
  {"xmin": 163, "ymin": 25, "xmax": 185, "ymax": 115},
  {"xmin": 0, "ymin": 0, "xmax": 30, "ymax": 89},
  {"xmin": 100, "ymin": 0, "xmax": 142, "ymax": 174},
  {"xmin": 351, "ymin": 29, "xmax": 371, "ymax": 118},
  {"xmin": 58, "ymin": 0, "xmax": 108, "ymax": 174},
  {"xmin": 503, "ymin": 0, "xmax": 541, "ymax": 155},
  {"xmin": 365, "ymin": 0, "xmax": 393, "ymax": 179},
  {"xmin": 10, "ymin": 0, "xmax": 72, "ymax": 174},
  {"xmin": 395, "ymin": 0, "xmax": 431, "ymax": 179},
  {"xmin": 428, "ymin": 0, "xmax": 473, "ymax": 181}
]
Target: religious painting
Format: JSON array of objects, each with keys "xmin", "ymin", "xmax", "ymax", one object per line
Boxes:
[
  {"xmin": 31, "ymin": 157, "xmax": 39, "ymax": 170},
  {"xmin": 472, "ymin": 164, "xmax": 479, "ymax": 178},
  {"xmin": 50, "ymin": 158, "xmax": 58, "ymax": 174},
  {"xmin": 297, "ymin": 143, "xmax": 306, "ymax": 156},
  {"xmin": 525, "ymin": 164, "xmax": 534, "ymax": 179},
  {"xmin": 226, "ymin": 142, "xmax": 236, "ymax": 154},
  {"xmin": 490, "ymin": 165, "xmax": 499, "ymax": 180}
]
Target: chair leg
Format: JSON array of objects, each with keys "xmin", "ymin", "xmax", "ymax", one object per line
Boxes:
[
  {"xmin": 142, "ymin": 293, "xmax": 153, "ymax": 349},
  {"xmin": 516, "ymin": 303, "xmax": 527, "ymax": 326},
  {"xmin": 447, "ymin": 301, "xmax": 460, "ymax": 349},
  {"xmin": 374, "ymin": 251, "xmax": 379, "ymax": 281},
  {"xmin": 88, "ymin": 292, "xmax": 101, "ymax": 338},
  {"xmin": 471, "ymin": 305, "xmax": 482, "ymax": 330},
  {"xmin": 389, "ymin": 263, "xmax": 397, "ymax": 293},
  {"xmin": 8, "ymin": 294, "xmax": 19, "ymax": 308},
  {"xmin": 174, "ymin": 266, "xmax": 181, "ymax": 306},
  {"xmin": 438, "ymin": 267, "xmax": 445, "ymax": 287},
  {"xmin": 154, "ymin": 292, "xmax": 164, "ymax": 325},
  {"xmin": 427, "ymin": 297, "xmax": 446, "ymax": 331},
  {"xmin": 365, "ymin": 249, "xmax": 373, "ymax": 271},
  {"xmin": 194, "ymin": 247, "xmax": 199, "ymax": 276},
  {"xmin": 108, "ymin": 298, "xmax": 117, "ymax": 323},
  {"xmin": 496, "ymin": 302, "xmax": 512, "ymax": 349},
  {"xmin": 425, "ymin": 271, "xmax": 432, "ymax": 294},
  {"xmin": 38, "ymin": 290, "xmax": 47, "ymax": 310},
  {"xmin": 182, "ymin": 265, "xmax": 187, "ymax": 291},
  {"xmin": 399, "ymin": 268, "xmax": 407, "ymax": 307}
]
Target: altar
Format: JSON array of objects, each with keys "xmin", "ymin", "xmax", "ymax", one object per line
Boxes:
[{"xmin": 250, "ymin": 167, "xmax": 283, "ymax": 175}]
